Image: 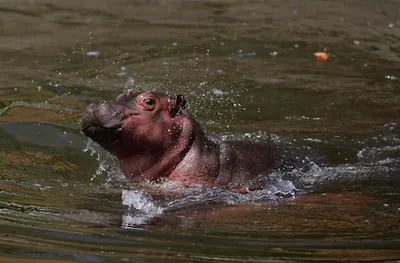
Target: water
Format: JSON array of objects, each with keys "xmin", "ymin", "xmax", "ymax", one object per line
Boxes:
[{"xmin": 1, "ymin": 0, "xmax": 400, "ymax": 262}]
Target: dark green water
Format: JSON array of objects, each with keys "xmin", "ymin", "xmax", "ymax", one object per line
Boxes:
[{"xmin": 1, "ymin": 0, "xmax": 400, "ymax": 262}]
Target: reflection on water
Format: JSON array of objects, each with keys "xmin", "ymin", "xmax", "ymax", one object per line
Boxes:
[{"xmin": 1, "ymin": 0, "xmax": 400, "ymax": 262}]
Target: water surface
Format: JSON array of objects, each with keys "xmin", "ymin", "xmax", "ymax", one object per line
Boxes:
[{"xmin": 1, "ymin": 0, "xmax": 400, "ymax": 262}]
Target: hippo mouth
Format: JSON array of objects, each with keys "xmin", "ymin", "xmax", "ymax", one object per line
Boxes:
[
  {"xmin": 82, "ymin": 122, "xmax": 122, "ymax": 136},
  {"xmin": 82, "ymin": 122, "xmax": 124, "ymax": 149},
  {"xmin": 82, "ymin": 120, "xmax": 123, "ymax": 133}
]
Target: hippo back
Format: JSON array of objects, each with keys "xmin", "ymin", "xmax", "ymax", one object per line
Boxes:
[{"xmin": 214, "ymin": 139, "xmax": 281, "ymax": 186}]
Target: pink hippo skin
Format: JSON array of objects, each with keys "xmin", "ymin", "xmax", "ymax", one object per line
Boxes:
[{"xmin": 81, "ymin": 91, "xmax": 280, "ymax": 189}]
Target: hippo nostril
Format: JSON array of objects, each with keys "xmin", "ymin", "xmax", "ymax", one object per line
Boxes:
[
  {"xmin": 99, "ymin": 101, "xmax": 111, "ymax": 111},
  {"xmin": 87, "ymin": 102, "xmax": 97, "ymax": 109}
]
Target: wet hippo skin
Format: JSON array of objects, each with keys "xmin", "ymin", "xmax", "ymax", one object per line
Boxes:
[{"xmin": 81, "ymin": 91, "xmax": 280, "ymax": 188}]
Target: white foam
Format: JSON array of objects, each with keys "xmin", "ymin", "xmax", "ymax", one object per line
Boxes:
[{"xmin": 121, "ymin": 189, "xmax": 164, "ymax": 228}]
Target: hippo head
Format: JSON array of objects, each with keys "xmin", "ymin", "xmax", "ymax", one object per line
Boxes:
[{"xmin": 81, "ymin": 91, "xmax": 189, "ymax": 160}]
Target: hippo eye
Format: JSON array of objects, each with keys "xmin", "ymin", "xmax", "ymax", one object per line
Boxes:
[{"xmin": 144, "ymin": 98, "xmax": 154, "ymax": 106}]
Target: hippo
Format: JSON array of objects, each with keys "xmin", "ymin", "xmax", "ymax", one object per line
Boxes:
[{"xmin": 81, "ymin": 91, "xmax": 281, "ymax": 189}]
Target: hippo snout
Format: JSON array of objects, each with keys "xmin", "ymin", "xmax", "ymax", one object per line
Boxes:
[
  {"xmin": 81, "ymin": 101, "xmax": 123, "ymax": 132},
  {"xmin": 81, "ymin": 102, "xmax": 101, "ymax": 131}
]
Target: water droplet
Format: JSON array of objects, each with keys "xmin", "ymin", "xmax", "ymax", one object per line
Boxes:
[
  {"xmin": 385, "ymin": 75, "xmax": 397, "ymax": 80},
  {"xmin": 117, "ymin": 67, "xmax": 127, "ymax": 77},
  {"xmin": 124, "ymin": 77, "xmax": 136, "ymax": 90},
  {"xmin": 213, "ymin": 89, "xmax": 229, "ymax": 95},
  {"xmin": 86, "ymin": 51, "xmax": 100, "ymax": 57}
]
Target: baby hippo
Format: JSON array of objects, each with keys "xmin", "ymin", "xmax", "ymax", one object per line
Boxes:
[{"xmin": 81, "ymin": 91, "xmax": 280, "ymax": 188}]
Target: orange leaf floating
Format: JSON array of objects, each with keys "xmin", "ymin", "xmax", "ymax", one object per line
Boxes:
[{"xmin": 314, "ymin": 52, "xmax": 329, "ymax": 61}]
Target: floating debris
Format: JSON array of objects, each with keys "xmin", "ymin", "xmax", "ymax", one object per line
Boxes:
[{"xmin": 314, "ymin": 52, "xmax": 329, "ymax": 61}]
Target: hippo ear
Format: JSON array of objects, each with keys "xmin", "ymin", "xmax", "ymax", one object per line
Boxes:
[
  {"xmin": 171, "ymin": 95, "xmax": 187, "ymax": 117},
  {"xmin": 176, "ymin": 95, "xmax": 187, "ymax": 109}
]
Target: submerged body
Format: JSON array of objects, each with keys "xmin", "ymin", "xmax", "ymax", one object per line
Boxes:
[{"xmin": 82, "ymin": 91, "xmax": 280, "ymax": 188}]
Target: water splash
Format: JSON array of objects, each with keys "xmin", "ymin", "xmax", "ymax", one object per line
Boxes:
[
  {"xmin": 168, "ymin": 179, "xmax": 297, "ymax": 207},
  {"xmin": 357, "ymin": 145, "xmax": 400, "ymax": 166},
  {"xmin": 123, "ymin": 77, "xmax": 136, "ymax": 92},
  {"xmin": 83, "ymin": 139, "xmax": 126, "ymax": 182},
  {"xmin": 220, "ymin": 130, "xmax": 280, "ymax": 143},
  {"xmin": 121, "ymin": 190, "xmax": 164, "ymax": 227},
  {"xmin": 120, "ymin": 178, "xmax": 297, "ymax": 228}
]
